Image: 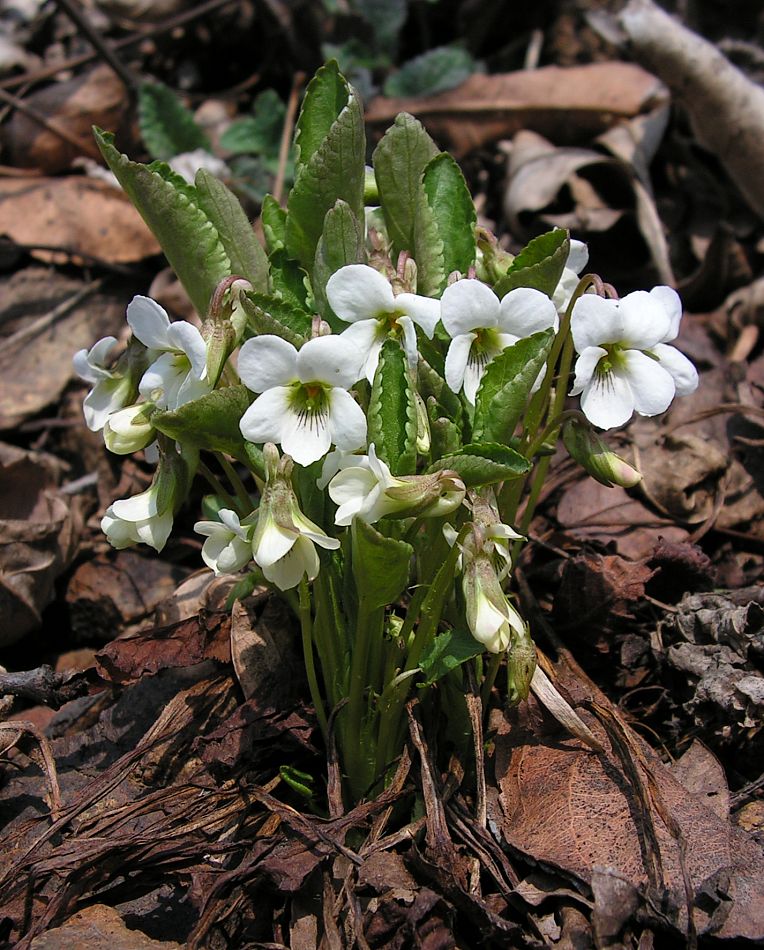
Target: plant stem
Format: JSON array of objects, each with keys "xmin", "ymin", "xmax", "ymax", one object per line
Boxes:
[
  {"xmin": 299, "ymin": 578, "xmax": 329, "ymax": 743},
  {"xmin": 344, "ymin": 597, "xmax": 384, "ymax": 798},
  {"xmin": 197, "ymin": 459, "xmax": 240, "ymax": 514},
  {"xmin": 216, "ymin": 453, "xmax": 254, "ymax": 513},
  {"xmin": 480, "ymin": 651, "xmax": 502, "ymax": 724}
]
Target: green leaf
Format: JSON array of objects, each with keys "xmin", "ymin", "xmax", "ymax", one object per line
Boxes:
[
  {"xmin": 313, "ymin": 199, "xmax": 367, "ymax": 330},
  {"xmin": 368, "ymin": 339, "xmax": 417, "ymax": 475},
  {"xmin": 418, "ymin": 357, "xmax": 462, "ymax": 423},
  {"xmin": 138, "ymin": 81, "xmax": 210, "ymax": 161},
  {"xmin": 419, "ymin": 628, "xmax": 484, "ymax": 686},
  {"xmin": 429, "ymin": 413, "xmax": 461, "ymax": 460},
  {"xmin": 472, "ymin": 330, "xmax": 554, "ymax": 444},
  {"xmin": 427, "ymin": 442, "xmax": 530, "ymax": 486},
  {"xmin": 494, "ymin": 228, "xmax": 570, "ymax": 299},
  {"xmin": 240, "ymin": 291, "xmax": 310, "ymax": 347},
  {"xmin": 351, "ymin": 518, "xmax": 412, "ymax": 611},
  {"xmin": 294, "ymin": 60, "xmax": 348, "ymax": 168},
  {"xmin": 383, "ymin": 46, "xmax": 476, "ymax": 98},
  {"xmin": 195, "ymin": 169, "xmax": 269, "ymax": 293},
  {"xmin": 372, "ymin": 113, "xmax": 444, "ymax": 296},
  {"xmin": 152, "ymin": 385, "xmax": 252, "ymax": 459},
  {"xmin": 95, "ymin": 129, "xmax": 230, "ymax": 317},
  {"xmin": 423, "ymin": 153, "xmax": 476, "ymax": 281},
  {"xmin": 261, "ymin": 195, "xmax": 287, "ymax": 253},
  {"xmin": 286, "ymin": 82, "xmax": 365, "ymax": 272},
  {"xmin": 268, "ymin": 249, "xmax": 310, "ymax": 310},
  {"xmin": 219, "ymin": 89, "xmax": 285, "ymax": 156},
  {"xmin": 351, "ymin": 0, "xmax": 407, "ymax": 55}
]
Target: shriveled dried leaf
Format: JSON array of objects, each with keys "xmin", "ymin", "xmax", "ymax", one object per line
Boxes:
[
  {"xmin": 554, "ymin": 551, "xmax": 655, "ymax": 625},
  {"xmin": 0, "ymin": 269, "xmax": 130, "ymax": 430},
  {"xmin": 66, "ymin": 551, "xmax": 191, "ymax": 642},
  {"xmin": 492, "ymin": 660, "xmax": 764, "ymax": 941},
  {"xmin": 27, "ymin": 903, "xmax": 183, "ymax": 949},
  {"xmin": 670, "ymin": 740, "xmax": 730, "ymax": 821},
  {"xmin": 95, "ymin": 612, "xmax": 232, "ymax": 685},
  {"xmin": 230, "ymin": 593, "xmax": 301, "ymax": 704},
  {"xmin": 0, "ymin": 177, "xmax": 160, "ymax": 264},
  {"xmin": 366, "ymin": 63, "xmax": 666, "ymax": 156},
  {"xmin": 0, "ymin": 444, "xmax": 80, "ymax": 645},
  {"xmin": 5, "ymin": 65, "xmax": 130, "ymax": 173}
]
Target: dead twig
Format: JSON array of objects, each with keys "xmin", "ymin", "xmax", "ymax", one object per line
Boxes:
[
  {"xmin": 0, "ymin": 86, "xmax": 102, "ymax": 160},
  {"xmin": 0, "ymin": 665, "xmax": 95, "ymax": 709},
  {"xmin": 52, "ymin": 0, "xmax": 138, "ymax": 95},
  {"xmin": 273, "ymin": 71, "xmax": 304, "ymax": 206}
]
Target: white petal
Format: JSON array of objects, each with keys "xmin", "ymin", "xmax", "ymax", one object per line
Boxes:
[
  {"xmin": 102, "ymin": 509, "xmax": 138, "ymax": 548},
  {"xmin": 566, "ymin": 239, "xmax": 589, "ymax": 275},
  {"xmin": 621, "ymin": 349, "xmax": 675, "ymax": 416},
  {"xmin": 297, "ymin": 335, "xmax": 363, "ymax": 389},
  {"xmin": 397, "ymin": 315, "xmax": 419, "ymax": 370},
  {"xmin": 240, "ymin": 387, "xmax": 291, "ymax": 444},
  {"xmin": 463, "ymin": 358, "xmax": 486, "ymax": 406},
  {"xmin": 396, "ymin": 292, "xmax": 441, "ymax": 337},
  {"xmin": 498, "ymin": 287, "xmax": 558, "ymax": 336},
  {"xmin": 111, "ymin": 486, "xmax": 159, "ymax": 521},
  {"xmin": 167, "ymin": 321, "xmax": 208, "ymax": 379},
  {"xmin": 216, "ymin": 536, "xmax": 251, "ymax": 573},
  {"xmin": 139, "ymin": 353, "xmax": 188, "ymax": 408},
  {"xmin": 571, "ymin": 294, "xmax": 623, "ymax": 352},
  {"xmin": 73, "ymin": 349, "xmax": 100, "ymax": 384},
  {"xmin": 135, "ymin": 510, "xmax": 173, "ymax": 551},
  {"xmin": 473, "ymin": 593, "xmax": 510, "ymax": 648},
  {"xmin": 328, "ymin": 466, "xmax": 377, "ymax": 508},
  {"xmin": 219, "ymin": 509, "xmax": 243, "ymax": 533},
  {"xmin": 649, "ymin": 286, "xmax": 683, "ymax": 341},
  {"xmin": 194, "ymin": 519, "xmax": 231, "ymax": 539},
  {"xmin": 280, "ymin": 403, "xmax": 332, "ymax": 465},
  {"xmin": 327, "ymin": 388, "xmax": 367, "ymax": 453},
  {"xmin": 326, "ymin": 264, "xmax": 395, "ymax": 323},
  {"xmin": 254, "ymin": 519, "xmax": 296, "ymax": 568},
  {"xmin": 238, "ymin": 335, "xmax": 298, "ymax": 392},
  {"xmin": 579, "ymin": 367, "xmax": 635, "ymax": 430},
  {"xmin": 317, "ymin": 448, "xmax": 367, "ymax": 490},
  {"xmin": 291, "ymin": 510, "xmax": 340, "ymax": 550},
  {"xmin": 651, "ymin": 343, "xmax": 698, "ymax": 396},
  {"xmin": 339, "ymin": 320, "xmax": 383, "ymax": 383},
  {"xmin": 200, "ymin": 535, "xmax": 230, "ymax": 572},
  {"xmin": 618, "ymin": 290, "xmax": 672, "ymax": 349},
  {"xmin": 174, "ymin": 371, "xmax": 213, "ymax": 409},
  {"xmin": 83, "ymin": 378, "xmax": 129, "ymax": 431},
  {"xmin": 569, "ymin": 346, "xmax": 607, "ymax": 396},
  {"xmin": 263, "ymin": 536, "xmax": 319, "ymax": 590},
  {"xmin": 440, "ymin": 278, "xmax": 500, "ymax": 337},
  {"xmin": 127, "ymin": 296, "xmax": 172, "ymax": 350},
  {"xmin": 444, "ymin": 333, "xmax": 475, "ymax": 395}
]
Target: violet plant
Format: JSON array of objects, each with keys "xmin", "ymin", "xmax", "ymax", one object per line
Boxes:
[{"xmin": 75, "ymin": 62, "xmax": 698, "ymax": 804}]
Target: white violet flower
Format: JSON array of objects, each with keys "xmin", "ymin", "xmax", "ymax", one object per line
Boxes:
[
  {"xmin": 463, "ymin": 553, "xmax": 526, "ymax": 654},
  {"xmin": 127, "ymin": 295, "xmax": 212, "ymax": 410},
  {"xmin": 441, "ymin": 278, "xmax": 559, "ymax": 404},
  {"xmin": 238, "ymin": 334, "xmax": 367, "ymax": 467},
  {"xmin": 73, "ymin": 336, "xmax": 133, "ymax": 431},
  {"xmin": 328, "ymin": 443, "xmax": 465, "ymax": 526},
  {"xmin": 194, "ymin": 509, "xmax": 254, "ymax": 575},
  {"xmin": 102, "ymin": 403, "xmax": 155, "ymax": 455},
  {"xmin": 570, "ymin": 286, "xmax": 699, "ymax": 430},
  {"xmin": 102, "ymin": 482, "xmax": 174, "ymax": 552},
  {"xmin": 326, "ymin": 264, "xmax": 441, "ymax": 382}
]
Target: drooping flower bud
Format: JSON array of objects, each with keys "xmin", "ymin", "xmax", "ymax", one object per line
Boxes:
[
  {"xmin": 562, "ymin": 417, "xmax": 642, "ymax": 488},
  {"xmin": 462, "ymin": 551, "xmax": 525, "ymax": 654},
  {"xmin": 103, "ymin": 403, "xmax": 156, "ymax": 455},
  {"xmin": 506, "ymin": 622, "xmax": 536, "ymax": 705}
]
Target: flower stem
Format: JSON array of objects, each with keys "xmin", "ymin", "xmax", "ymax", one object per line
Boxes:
[
  {"xmin": 197, "ymin": 459, "xmax": 241, "ymax": 514},
  {"xmin": 299, "ymin": 578, "xmax": 329, "ymax": 743},
  {"xmin": 216, "ymin": 452, "xmax": 254, "ymax": 514},
  {"xmin": 480, "ymin": 651, "xmax": 502, "ymax": 724},
  {"xmin": 344, "ymin": 597, "xmax": 385, "ymax": 799}
]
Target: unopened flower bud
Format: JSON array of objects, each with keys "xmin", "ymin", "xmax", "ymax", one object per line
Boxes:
[
  {"xmin": 414, "ymin": 391, "xmax": 431, "ymax": 454},
  {"xmin": 563, "ymin": 418, "xmax": 642, "ymax": 488},
  {"xmin": 475, "ymin": 228, "xmax": 515, "ymax": 284},
  {"xmin": 463, "ymin": 552, "xmax": 525, "ymax": 654},
  {"xmin": 506, "ymin": 623, "xmax": 536, "ymax": 705},
  {"xmin": 103, "ymin": 403, "xmax": 155, "ymax": 455},
  {"xmin": 202, "ymin": 319, "xmax": 236, "ymax": 388}
]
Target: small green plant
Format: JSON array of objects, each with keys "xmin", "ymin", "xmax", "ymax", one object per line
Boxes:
[{"xmin": 77, "ymin": 61, "xmax": 698, "ymax": 806}]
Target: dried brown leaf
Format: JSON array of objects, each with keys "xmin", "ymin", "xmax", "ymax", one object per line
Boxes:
[
  {"xmin": 27, "ymin": 903, "xmax": 183, "ymax": 949},
  {"xmin": 366, "ymin": 63, "xmax": 666, "ymax": 157},
  {"xmin": 230, "ymin": 593, "xmax": 301, "ymax": 704},
  {"xmin": 554, "ymin": 551, "xmax": 656, "ymax": 625},
  {"xmin": 0, "ymin": 177, "xmax": 160, "ymax": 264}
]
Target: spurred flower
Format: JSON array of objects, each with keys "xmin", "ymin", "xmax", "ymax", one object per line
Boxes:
[
  {"xmin": 441, "ymin": 278, "xmax": 558, "ymax": 404},
  {"xmin": 194, "ymin": 509, "xmax": 255, "ymax": 575},
  {"xmin": 73, "ymin": 336, "xmax": 133, "ymax": 431},
  {"xmin": 326, "ymin": 264, "xmax": 440, "ymax": 382},
  {"xmin": 570, "ymin": 286, "xmax": 698, "ymax": 429},
  {"xmin": 127, "ymin": 295, "xmax": 212, "ymax": 410},
  {"xmin": 238, "ymin": 334, "xmax": 366, "ymax": 466}
]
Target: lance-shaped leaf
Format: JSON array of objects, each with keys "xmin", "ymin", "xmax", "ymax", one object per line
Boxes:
[
  {"xmin": 373, "ymin": 113, "xmax": 445, "ymax": 296},
  {"xmin": 423, "ymin": 152, "xmax": 476, "ymax": 281},
  {"xmin": 138, "ymin": 81, "xmax": 210, "ymax": 161},
  {"xmin": 239, "ymin": 291, "xmax": 310, "ymax": 347},
  {"xmin": 427, "ymin": 442, "xmax": 530, "ymax": 487},
  {"xmin": 494, "ymin": 228, "xmax": 570, "ymax": 299},
  {"xmin": 429, "ymin": 412, "xmax": 461, "ymax": 460},
  {"xmin": 313, "ymin": 199, "xmax": 367, "ymax": 330},
  {"xmin": 420, "ymin": 627, "xmax": 485, "ymax": 686},
  {"xmin": 368, "ymin": 338, "xmax": 418, "ymax": 476},
  {"xmin": 418, "ymin": 356, "xmax": 462, "ymax": 423},
  {"xmin": 195, "ymin": 170, "xmax": 269, "ymax": 293},
  {"xmin": 261, "ymin": 195, "xmax": 286, "ymax": 252},
  {"xmin": 269, "ymin": 250, "xmax": 310, "ymax": 310},
  {"xmin": 95, "ymin": 129, "xmax": 230, "ymax": 317},
  {"xmin": 152, "ymin": 385, "xmax": 253, "ymax": 459},
  {"xmin": 351, "ymin": 518, "xmax": 413, "ymax": 611},
  {"xmin": 472, "ymin": 330, "xmax": 554, "ymax": 444},
  {"xmin": 294, "ymin": 61, "xmax": 349, "ymax": 167},
  {"xmin": 286, "ymin": 71, "xmax": 365, "ymax": 272}
]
